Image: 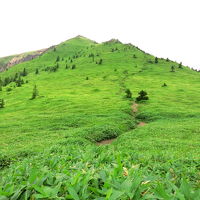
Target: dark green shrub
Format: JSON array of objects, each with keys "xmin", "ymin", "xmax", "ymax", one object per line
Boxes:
[
  {"xmin": 155, "ymin": 57, "xmax": 158, "ymax": 63},
  {"xmin": 136, "ymin": 90, "xmax": 149, "ymax": 102},
  {"xmin": 125, "ymin": 89, "xmax": 132, "ymax": 98},
  {"xmin": 21, "ymin": 68, "xmax": 28, "ymax": 76},
  {"xmin": 99, "ymin": 59, "xmax": 103, "ymax": 65},
  {"xmin": 35, "ymin": 68, "xmax": 39, "ymax": 74},
  {"xmin": 30, "ymin": 85, "xmax": 39, "ymax": 100},
  {"xmin": 179, "ymin": 62, "xmax": 183, "ymax": 68},
  {"xmin": 133, "ymin": 54, "xmax": 137, "ymax": 58},
  {"xmin": 171, "ymin": 66, "xmax": 175, "ymax": 72},
  {"xmin": 72, "ymin": 64, "xmax": 76, "ymax": 69},
  {"xmin": 56, "ymin": 56, "xmax": 60, "ymax": 62},
  {"xmin": 0, "ymin": 99, "xmax": 5, "ymax": 108}
]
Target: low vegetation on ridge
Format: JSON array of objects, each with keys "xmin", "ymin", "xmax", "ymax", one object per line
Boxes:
[{"xmin": 0, "ymin": 36, "xmax": 200, "ymax": 199}]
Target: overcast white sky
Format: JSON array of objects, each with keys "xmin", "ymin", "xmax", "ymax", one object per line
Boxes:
[{"xmin": 0, "ymin": 0, "xmax": 200, "ymax": 69}]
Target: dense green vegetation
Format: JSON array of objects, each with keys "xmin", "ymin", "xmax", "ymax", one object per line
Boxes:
[{"xmin": 0, "ymin": 36, "xmax": 200, "ymax": 199}]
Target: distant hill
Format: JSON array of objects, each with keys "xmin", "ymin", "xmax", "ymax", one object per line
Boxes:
[{"xmin": 0, "ymin": 47, "xmax": 54, "ymax": 72}]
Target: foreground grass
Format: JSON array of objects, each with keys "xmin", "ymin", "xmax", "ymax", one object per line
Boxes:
[{"xmin": 0, "ymin": 36, "xmax": 200, "ymax": 199}]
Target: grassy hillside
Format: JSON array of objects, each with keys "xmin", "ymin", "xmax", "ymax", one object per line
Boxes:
[{"xmin": 0, "ymin": 36, "xmax": 200, "ymax": 199}]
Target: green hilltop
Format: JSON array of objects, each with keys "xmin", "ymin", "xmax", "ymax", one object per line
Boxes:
[{"xmin": 0, "ymin": 36, "xmax": 200, "ymax": 199}]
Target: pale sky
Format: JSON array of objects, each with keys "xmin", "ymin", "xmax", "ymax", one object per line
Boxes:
[{"xmin": 0, "ymin": 0, "xmax": 200, "ymax": 69}]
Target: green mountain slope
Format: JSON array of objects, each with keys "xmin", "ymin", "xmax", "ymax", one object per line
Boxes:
[{"xmin": 0, "ymin": 36, "xmax": 200, "ymax": 199}]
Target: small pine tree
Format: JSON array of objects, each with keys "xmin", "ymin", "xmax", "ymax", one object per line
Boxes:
[
  {"xmin": 65, "ymin": 64, "xmax": 68, "ymax": 69},
  {"xmin": 0, "ymin": 99, "xmax": 5, "ymax": 108},
  {"xmin": 35, "ymin": 68, "xmax": 39, "ymax": 74},
  {"xmin": 125, "ymin": 89, "xmax": 132, "ymax": 98},
  {"xmin": 56, "ymin": 56, "xmax": 60, "ymax": 62},
  {"xmin": 162, "ymin": 83, "xmax": 167, "ymax": 87},
  {"xmin": 98, "ymin": 59, "xmax": 103, "ymax": 65},
  {"xmin": 22, "ymin": 68, "xmax": 28, "ymax": 76},
  {"xmin": 72, "ymin": 64, "xmax": 76, "ymax": 70},
  {"xmin": 14, "ymin": 73, "xmax": 18, "ymax": 81},
  {"xmin": 16, "ymin": 76, "xmax": 22, "ymax": 87},
  {"xmin": 31, "ymin": 85, "xmax": 39, "ymax": 100},
  {"xmin": 155, "ymin": 57, "xmax": 158, "ymax": 64},
  {"xmin": 136, "ymin": 90, "xmax": 149, "ymax": 102},
  {"xmin": 179, "ymin": 62, "xmax": 183, "ymax": 68},
  {"xmin": 171, "ymin": 66, "xmax": 175, "ymax": 72},
  {"xmin": 86, "ymin": 77, "xmax": 89, "ymax": 80},
  {"xmin": 166, "ymin": 58, "xmax": 169, "ymax": 62},
  {"xmin": 53, "ymin": 47, "xmax": 56, "ymax": 52}
]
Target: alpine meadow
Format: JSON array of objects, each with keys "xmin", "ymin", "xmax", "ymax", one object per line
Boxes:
[{"xmin": 0, "ymin": 36, "xmax": 200, "ymax": 199}]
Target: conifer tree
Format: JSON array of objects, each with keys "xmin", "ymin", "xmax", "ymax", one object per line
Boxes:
[
  {"xmin": 136, "ymin": 90, "xmax": 149, "ymax": 102},
  {"xmin": 171, "ymin": 66, "xmax": 175, "ymax": 72},
  {"xmin": 99, "ymin": 58, "xmax": 103, "ymax": 65},
  {"xmin": 56, "ymin": 63, "xmax": 59, "ymax": 69},
  {"xmin": 72, "ymin": 64, "xmax": 76, "ymax": 69},
  {"xmin": 125, "ymin": 89, "xmax": 132, "ymax": 98},
  {"xmin": 16, "ymin": 76, "xmax": 22, "ymax": 87},
  {"xmin": 35, "ymin": 68, "xmax": 39, "ymax": 74},
  {"xmin": 21, "ymin": 68, "xmax": 28, "ymax": 76},
  {"xmin": 179, "ymin": 62, "xmax": 183, "ymax": 68},
  {"xmin": 155, "ymin": 57, "xmax": 158, "ymax": 63},
  {"xmin": 0, "ymin": 99, "xmax": 5, "ymax": 108},
  {"xmin": 14, "ymin": 73, "xmax": 18, "ymax": 81},
  {"xmin": 56, "ymin": 56, "xmax": 60, "ymax": 62},
  {"xmin": 31, "ymin": 85, "xmax": 39, "ymax": 100}
]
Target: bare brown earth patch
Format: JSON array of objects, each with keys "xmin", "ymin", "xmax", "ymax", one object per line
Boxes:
[
  {"xmin": 96, "ymin": 138, "xmax": 115, "ymax": 146},
  {"xmin": 132, "ymin": 103, "xmax": 147, "ymax": 127},
  {"xmin": 138, "ymin": 122, "xmax": 146, "ymax": 127},
  {"xmin": 132, "ymin": 103, "xmax": 139, "ymax": 113}
]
